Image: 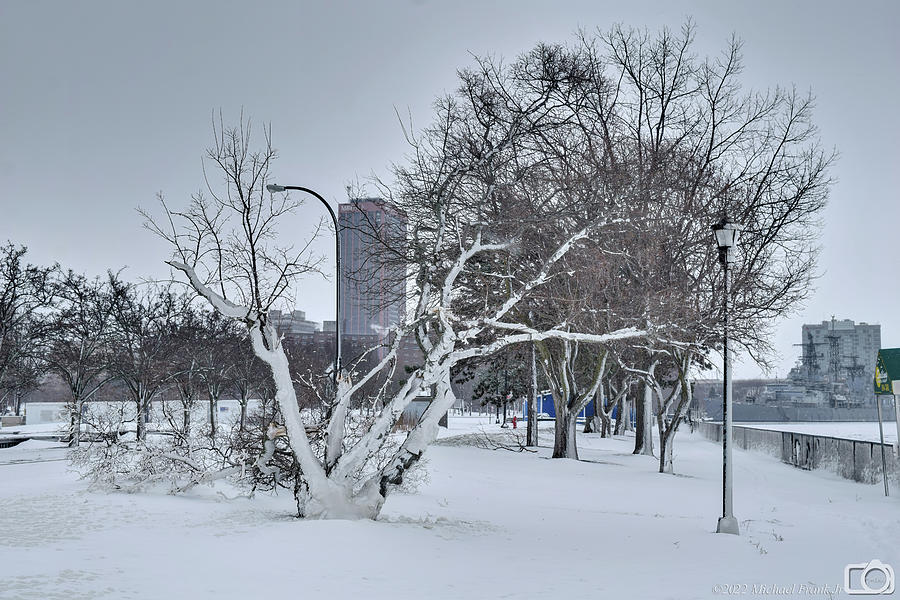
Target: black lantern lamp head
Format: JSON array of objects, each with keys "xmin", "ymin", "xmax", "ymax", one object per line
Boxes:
[{"xmin": 712, "ymin": 218, "xmax": 742, "ymax": 265}]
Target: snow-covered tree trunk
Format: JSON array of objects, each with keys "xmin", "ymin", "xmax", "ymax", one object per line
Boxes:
[
  {"xmin": 239, "ymin": 397, "xmax": 249, "ymax": 432},
  {"xmin": 359, "ymin": 372, "xmax": 459, "ymax": 510},
  {"xmin": 539, "ymin": 341, "xmax": 609, "ymax": 459},
  {"xmin": 591, "ymin": 383, "xmax": 609, "ymax": 437},
  {"xmin": 64, "ymin": 378, "xmax": 92, "ymax": 447},
  {"xmin": 614, "ymin": 398, "xmax": 627, "ymax": 436},
  {"xmin": 596, "ymin": 385, "xmax": 612, "ymax": 438},
  {"xmin": 584, "ymin": 393, "xmax": 603, "ymax": 434},
  {"xmin": 207, "ymin": 399, "xmax": 215, "ymax": 436},
  {"xmin": 633, "ymin": 380, "xmax": 654, "ymax": 456},
  {"xmin": 183, "ymin": 404, "xmax": 192, "ymax": 439},
  {"xmin": 660, "ymin": 376, "xmax": 693, "ymax": 474},
  {"xmin": 661, "ymin": 434, "xmax": 675, "ymax": 473},
  {"xmin": 526, "ymin": 342, "xmax": 538, "ymax": 447},
  {"xmin": 552, "ymin": 399, "xmax": 578, "ymax": 459},
  {"xmin": 551, "ymin": 404, "xmax": 579, "ymax": 458},
  {"xmin": 600, "ymin": 414, "xmax": 611, "ymax": 437},
  {"xmin": 657, "ymin": 351, "xmax": 693, "ymax": 474},
  {"xmin": 583, "ymin": 396, "xmax": 598, "ymax": 434},
  {"xmin": 68, "ymin": 398, "xmax": 84, "ymax": 448},
  {"xmin": 641, "ymin": 381, "xmax": 653, "ymax": 451},
  {"xmin": 247, "ymin": 321, "xmax": 379, "ymax": 519},
  {"xmin": 566, "ymin": 409, "xmax": 578, "ymax": 457},
  {"xmin": 656, "ymin": 407, "xmax": 670, "ymax": 473},
  {"xmin": 135, "ymin": 391, "xmax": 147, "ymax": 442},
  {"xmin": 324, "ymin": 374, "xmax": 352, "ymax": 474},
  {"xmin": 64, "ymin": 380, "xmax": 92, "ymax": 448},
  {"xmin": 624, "ymin": 398, "xmax": 634, "ymax": 432}
]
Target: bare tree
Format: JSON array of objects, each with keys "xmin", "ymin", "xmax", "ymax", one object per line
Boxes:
[
  {"xmin": 230, "ymin": 339, "xmax": 269, "ymax": 432},
  {"xmin": 590, "ymin": 21, "xmax": 832, "ymax": 358},
  {"xmin": 163, "ymin": 302, "xmax": 205, "ymax": 444},
  {"xmin": 45, "ymin": 271, "xmax": 119, "ymax": 446},
  {"xmin": 148, "ymin": 68, "xmax": 643, "ymax": 518},
  {"xmin": 466, "ymin": 344, "xmax": 531, "ymax": 426},
  {"xmin": 1, "ymin": 352, "xmax": 44, "ymax": 417},
  {"xmin": 109, "ymin": 278, "xmax": 186, "ymax": 442},
  {"xmin": 556, "ymin": 22, "xmax": 833, "ymax": 471},
  {"xmin": 0, "ymin": 243, "xmax": 56, "ymax": 414},
  {"xmin": 196, "ymin": 310, "xmax": 241, "ymax": 437}
]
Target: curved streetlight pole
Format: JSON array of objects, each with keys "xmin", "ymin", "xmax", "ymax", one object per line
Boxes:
[
  {"xmin": 713, "ymin": 218, "xmax": 742, "ymax": 536},
  {"xmin": 267, "ymin": 183, "xmax": 341, "ymax": 384}
]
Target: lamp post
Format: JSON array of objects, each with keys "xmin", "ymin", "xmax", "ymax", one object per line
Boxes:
[
  {"xmin": 713, "ymin": 218, "xmax": 742, "ymax": 536},
  {"xmin": 267, "ymin": 183, "xmax": 341, "ymax": 383}
]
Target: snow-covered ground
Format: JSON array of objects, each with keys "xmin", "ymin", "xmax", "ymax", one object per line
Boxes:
[
  {"xmin": 0, "ymin": 400, "xmax": 262, "ymax": 438},
  {"xmin": 0, "ymin": 417, "xmax": 897, "ymax": 599},
  {"xmin": 739, "ymin": 421, "xmax": 900, "ymax": 444},
  {"xmin": 0, "ymin": 422, "xmax": 66, "ymax": 437}
]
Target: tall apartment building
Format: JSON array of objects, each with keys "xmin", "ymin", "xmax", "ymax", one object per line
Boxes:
[
  {"xmin": 338, "ymin": 198, "xmax": 407, "ymax": 343},
  {"xmin": 269, "ymin": 199, "xmax": 415, "ymax": 374},
  {"xmin": 796, "ymin": 317, "xmax": 881, "ymax": 403}
]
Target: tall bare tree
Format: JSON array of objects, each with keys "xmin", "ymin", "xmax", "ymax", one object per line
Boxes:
[
  {"xmin": 45, "ymin": 272, "xmax": 119, "ymax": 446},
  {"xmin": 0, "ymin": 243, "xmax": 56, "ymax": 414},
  {"xmin": 147, "ymin": 63, "xmax": 643, "ymax": 517},
  {"xmin": 109, "ymin": 278, "xmax": 186, "ymax": 441}
]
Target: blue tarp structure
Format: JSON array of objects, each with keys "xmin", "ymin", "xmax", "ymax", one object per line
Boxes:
[
  {"xmin": 518, "ymin": 393, "xmax": 636, "ymax": 425},
  {"xmin": 520, "ymin": 392, "xmax": 595, "ymax": 420}
]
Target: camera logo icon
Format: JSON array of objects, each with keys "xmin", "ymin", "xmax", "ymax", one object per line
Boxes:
[{"xmin": 844, "ymin": 559, "xmax": 895, "ymax": 595}]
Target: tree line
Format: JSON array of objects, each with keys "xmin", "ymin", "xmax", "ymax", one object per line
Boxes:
[{"xmin": 0, "ymin": 244, "xmax": 362, "ymax": 444}]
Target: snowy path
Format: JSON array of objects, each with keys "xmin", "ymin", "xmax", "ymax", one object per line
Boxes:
[{"xmin": 0, "ymin": 423, "xmax": 897, "ymax": 599}]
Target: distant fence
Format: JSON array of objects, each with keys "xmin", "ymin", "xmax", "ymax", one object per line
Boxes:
[
  {"xmin": 697, "ymin": 421, "xmax": 899, "ymax": 486},
  {"xmin": 702, "ymin": 404, "xmax": 883, "ymax": 423}
]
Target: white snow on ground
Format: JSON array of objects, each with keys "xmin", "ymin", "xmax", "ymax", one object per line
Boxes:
[
  {"xmin": 739, "ymin": 421, "xmax": 899, "ymax": 444},
  {"xmin": 0, "ymin": 440, "xmax": 68, "ymax": 463},
  {"xmin": 0, "ymin": 416, "xmax": 897, "ymax": 600},
  {"xmin": 0, "ymin": 422, "xmax": 66, "ymax": 436}
]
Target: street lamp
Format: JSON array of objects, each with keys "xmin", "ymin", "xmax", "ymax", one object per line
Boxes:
[
  {"xmin": 713, "ymin": 217, "xmax": 742, "ymax": 536},
  {"xmin": 267, "ymin": 183, "xmax": 341, "ymax": 383}
]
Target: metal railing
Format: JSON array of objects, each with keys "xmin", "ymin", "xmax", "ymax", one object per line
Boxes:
[{"xmin": 697, "ymin": 421, "xmax": 898, "ymax": 485}]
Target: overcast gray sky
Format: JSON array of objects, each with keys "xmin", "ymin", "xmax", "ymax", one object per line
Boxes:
[{"xmin": 2, "ymin": 0, "xmax": 898, "ymax": 379}]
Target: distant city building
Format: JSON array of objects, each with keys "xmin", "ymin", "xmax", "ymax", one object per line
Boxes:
[
  {"xmin": 790, "ymin": 317, "xmax": 881, "ymax": 405},
  {"xmin": 286, "ymin": 330, "xmax": 423, "ymax": 389},
  {"xmin": 272, "ymin": 198, "xmax": 417, "ymax": 376},
  {"xmin": 338, "ymin": 198, "xmax": 407, "ymax": 343},
  {"xmin": 270, "ymin": 309, "xmax": 320, "ymax": 337}
]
